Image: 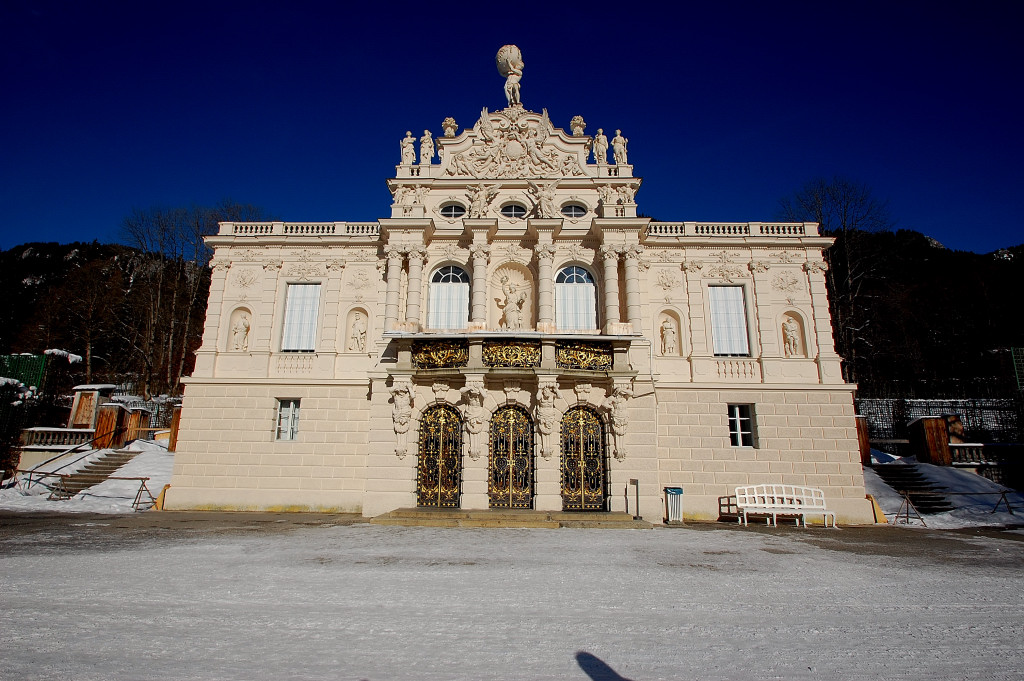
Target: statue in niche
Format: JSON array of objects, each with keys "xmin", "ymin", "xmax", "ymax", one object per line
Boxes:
[
  {"xmin": 527, "ymin": 180, "xmax": 559, "ymax": 218},
  {"xmin": 496, "ymin": 45, "xmax": 524, "ymax": 107},
  {"xmin": 442, "ymin": 117, "xmax": 458, "ymax": 138},
  {"xmin": 389, "ymin": 382, "xmax": 413, "ymax": 459},
  {"xmin": 461, "ymin": 384, "xmax": 487, "ymax": 461},
  {"xmin": 419, "ymin": 130, "xmax": 434, "ymax": 165},
  {"xmin": 400, "ymin": 131, "xmax": 416, "ymax": 165},
  {"xmin": 604, "ymin": 385, "xmax": 632, "ymax": 461},
  {"xmin": 535, "ymin": 381, "xmax": 562, "ymax": 459},
  {"xmin": 348, "ymin": 312, "xmax": 367, "ymax": 352},
  {"xmin": 660, "ymin": 318, "xmax": 678, "ymax": 356},
  {"xmin": 570, "ymin": 115, "xmax": 586, "ymax": 137},
  {"xmin": 592, "ymin": 128, "xmax": 608, "ymax": 164},
  {"xmin": 231, "ymin": 312, "xmax": 250, "ymax": 351},
  {"xmin": 498, "ymin": 275, "xmax": 527, "ymax": 330},
  {"xmin": 467, "ymin": 183, "xmax": 499, "ymax": 218},
  {"xmin": 783, "ymin": 315, "xmax": 802, "ymax": 358},
  {"xmin": 612, "ymin": 129, "xmax": 628, "ymax": 165}
]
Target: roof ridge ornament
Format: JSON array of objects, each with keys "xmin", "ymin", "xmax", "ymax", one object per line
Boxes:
[{"xmin": 496, "ymin": 45, "xmax": 523, "ymax": 108}]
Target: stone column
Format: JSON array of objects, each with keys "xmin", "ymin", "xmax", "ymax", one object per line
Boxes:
[
  {"xmin": 383, "ymin": 245, "xmax": 404, "ymax": 331},
  {"xmin": 600, "ymin": 246, "xmax": 621, "ymax": 333},
  {"xmin": 534, "ymin": 244, "xmax": 556, "ymax": 332},
  {"xmin": 470, "ymin": 244, "xmax": 490, "ymax": 327},
  {"xmin": 623, "ymin": 245, "xmax": 643, "ymax": 332},
  {"xmin": 405, "ymin": 247, "xmax": 427, "ymax": 330}
]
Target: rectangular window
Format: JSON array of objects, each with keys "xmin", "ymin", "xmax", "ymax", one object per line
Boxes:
[
  {"xmin": 709, "ymin": 286, "xmax": 750, "ymax": 356},
  {"xmin": 276, "ymin": 399, "xmax": 301, "ymax": 441},
  {"xmin": 555, "ymin": 283, "xmax": 597, "ymax": 330},
  {"xmin": 427, "ymin": 282, "xmax": 470, "ymax": 330},
  {"xmin": 727, "ymin": 404, "xmax": 755, "ymax": 447},
  {"xmin": 281, "ymin": 283, "xmax": 321, "ymax": 351}
]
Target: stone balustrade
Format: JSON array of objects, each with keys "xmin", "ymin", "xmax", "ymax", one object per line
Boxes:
[
  {"xmin": 20, "ymin": 427, "xmax": 95, "ymax": 448},
  {"xmin": 646, "ymin": 222, "xmax": 818, "ymax": 238},
  {"xmin": 221, "ymin": 222, "xmax": 381, "ymax": 237}
]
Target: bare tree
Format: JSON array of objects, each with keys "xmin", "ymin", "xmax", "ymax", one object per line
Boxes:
[
  {"xmin": 777, "ymin": 177, "xmax": 894, "ymax": 383},
  {"xmin": 120, "ymin": 200, "xmax": 273, "ymax": 396}
]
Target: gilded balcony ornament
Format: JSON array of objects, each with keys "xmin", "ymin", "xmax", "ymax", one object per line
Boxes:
[
  {"xmin": 411, "ymin": 340, "xmax": 469, "ymax": 369},
  {"xmin": 555, "ymin": 342, "xmax": 613, "ymax": 371},
  {"xmin": 482, "ymin": 341, "xmax": 541, "ymax": 368}
]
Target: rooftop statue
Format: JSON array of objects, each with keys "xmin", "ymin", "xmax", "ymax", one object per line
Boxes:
[{"xmin": 496, "ymin": 45, "xmax": 523, "ymax": 108}]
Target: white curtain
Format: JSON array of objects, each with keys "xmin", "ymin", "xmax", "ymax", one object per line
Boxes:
[
  {"xmin": 555, "ymin": 282, "xmax": 597, "ymax": 330},
  {"xmin": 427, "ymin": 282, "xmax": 469, "ymax": 330},
  {"xmin": 709, "ymin": 286, "xmax": 749, "ymax": 356},
  {"xmin": 281, "ymin": 284, "xmax": 321, "ymax": 351}
]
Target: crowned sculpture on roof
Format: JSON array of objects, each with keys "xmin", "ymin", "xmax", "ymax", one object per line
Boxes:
[{"xmin": 390, "ymin": 45, "xmax": 641, "ymax": 220}]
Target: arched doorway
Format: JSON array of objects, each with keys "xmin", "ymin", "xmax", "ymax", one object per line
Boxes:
[
  {"xmin": 489, "ymin": 405, "xmax": 534, "ymax": 508},
  {"xmin": 417, "ymin": 404, "xmax": 462, "ymax": 507},
  {"xmin": 560, "ymin": 406, "xmax": 606, "ymax": 511}
]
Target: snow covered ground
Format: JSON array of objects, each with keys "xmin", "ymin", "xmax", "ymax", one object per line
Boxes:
[
  {"xmin": 1, "ymin": 518, "xmax": 1023, "ymax": 680},
  {"xmin": 2, "ymin": 445, "xmax": 1023, "ymax": 679},
  {"xmin": 864, "ymin": 452, "xmax": 1024, "ymax": 529},
  {"xmin": 0, "ymin": 440, "xmax": 173, "ymax": 513}
]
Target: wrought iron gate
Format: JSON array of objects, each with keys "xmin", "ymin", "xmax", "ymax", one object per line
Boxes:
[
  {"xmin": 417, "ymin": 404, "xmax": 462, "ymax": 507},
  {"xmin": 489, "ymin": 405, "xmax": 534, "ymax": 508},
  {"xmin": 560, "ymin": 406, "xmax": 606, "ymax": 511}
]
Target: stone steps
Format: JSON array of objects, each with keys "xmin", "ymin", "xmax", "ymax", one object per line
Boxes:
[
  {"xmin": 370, "ymin": 508, "xmax": 654, "ymax": 529},
  {"xmin": 872, "ymin": 462, "xmax": 954, "ymax": 513},
  {"xmin": 50, "ymin": 450, "xmax": 139, "ymax": 498}
]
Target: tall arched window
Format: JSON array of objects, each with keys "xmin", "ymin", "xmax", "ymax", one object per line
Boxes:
[
  {"xmin": 427, "ymin": 266, "xmax": 470, "ymax": 330},
  {"xmin": 555, "ymin": 266, "xmax": 597, "ymax": 330}
]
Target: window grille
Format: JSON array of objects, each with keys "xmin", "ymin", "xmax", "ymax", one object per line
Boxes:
[{"xmin": 277, "ymin": 399, "xmax": 301, "ymax": 440}]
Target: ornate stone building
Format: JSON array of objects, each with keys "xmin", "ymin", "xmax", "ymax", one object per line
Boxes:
[{"xmin": 165, "ymin": 47, "xmax": 874, "ymax": 523}]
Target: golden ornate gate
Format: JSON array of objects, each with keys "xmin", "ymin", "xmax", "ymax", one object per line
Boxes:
[
  {"xmin": 489, "ymin": 405, "xmax": 534, "ymax": 508},
  {"xmin": 417, "ymin": 404, "xmax": 462, "ymax": 507},
  {"xmin": 560, "ymin": 406, "xmax": 606, "ymax": 511}
]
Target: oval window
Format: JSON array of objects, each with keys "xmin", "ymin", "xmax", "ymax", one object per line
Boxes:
[
  {"xmin": 500, "ymin": 203, "xmax": 527, "ymax": 219},
  {"xmin": 561, "ymin": 204, "xmax": 587, "ymax": 218},
  {"xmin": 440, "ymin": 203, "xmax": 466, "ymax": 218}
]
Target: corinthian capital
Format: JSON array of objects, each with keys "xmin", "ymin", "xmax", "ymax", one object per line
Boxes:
[{"xmin": 533, "ymin": 243, "xmax": 557, "ymax": 262}]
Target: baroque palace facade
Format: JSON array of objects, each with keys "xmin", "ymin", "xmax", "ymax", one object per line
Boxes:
[{"xmin": 165, "ymin": 47, "xmax": 874, "ymax": 523}]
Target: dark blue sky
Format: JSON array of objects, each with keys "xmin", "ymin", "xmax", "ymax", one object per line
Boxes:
[{"xmin": 2, "ymin": 1, "xmax": 1021, "ymax": 253}]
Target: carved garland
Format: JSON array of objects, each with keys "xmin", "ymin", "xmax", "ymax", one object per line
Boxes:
[
  {"xmin": 411, "ymin": 340, "xmax": 469, "ymax": 369},
  {"xmin": 482, "ymin": 341, "xmax": 541, "ymax": 368},
  {"xmin": 555, "ymin": 342, "xmax": 613, "ymax": 371}
]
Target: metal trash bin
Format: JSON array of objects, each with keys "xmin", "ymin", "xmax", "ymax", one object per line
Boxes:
[{"xmin": 664, "ymin": 487, "xmax": 684, "ymax": 523}]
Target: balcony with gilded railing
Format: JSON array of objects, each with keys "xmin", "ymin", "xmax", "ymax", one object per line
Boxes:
[
  {"xmin": 645, "ymin": 222, "xmax": 819, "ymax": 238},
  {"xmin": 218, "ymin": 221, "xmax": 381, "ymax": 237}
]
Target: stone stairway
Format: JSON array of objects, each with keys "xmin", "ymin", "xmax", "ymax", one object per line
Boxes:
[
  {"xmin": 871, "ymin": 462, "xmax": 954, "ymax": 513},
  {"xmin": 370, "ymin": 507, "xmax": 654, "ymax": 529},
  {"xmin": 49, "ymin": 449, "xmax": 139, "ymax": 499}
]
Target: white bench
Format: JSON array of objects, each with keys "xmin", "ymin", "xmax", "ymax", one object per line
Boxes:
[{"xmin": 734, "ymin": 484, "xmax": 837, "ymax": 528}]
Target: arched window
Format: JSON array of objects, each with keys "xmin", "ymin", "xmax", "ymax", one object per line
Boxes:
[
  {"xmin": 427, "ymin": 266, "xmax": 470, "ymax": 330},
  {"xmin": 555, "ymin": 266, "xmax": 597, "ymax": 330}
]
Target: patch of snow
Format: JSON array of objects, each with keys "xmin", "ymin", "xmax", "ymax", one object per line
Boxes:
[
  {"xmin": 866, "ymin": 458, "xmax": 1024, "ymax": 529},
  {"xmin": 44, "ymin": 348, "xmax": 83, "ymax": 364},
  {"xmin": 0, "ymin": 443, "xmax": 173, "ymax": 513}
]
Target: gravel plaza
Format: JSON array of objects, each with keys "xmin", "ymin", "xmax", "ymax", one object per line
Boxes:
[{"xmin": 1, "ymin": 511, "xmax": 1022, "ymax": 681}]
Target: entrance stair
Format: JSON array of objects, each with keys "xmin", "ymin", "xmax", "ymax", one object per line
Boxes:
[
  {"xmin": 49, "ymin": 449, "xmax": 139, "ymax": 499},
  {"xmin": 871, "ymin": 462, "xmax": 954, "ymax": 513},
  {"xmin": 370, "ymin": 508, "xmax": 654, "ymax": 529}
]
